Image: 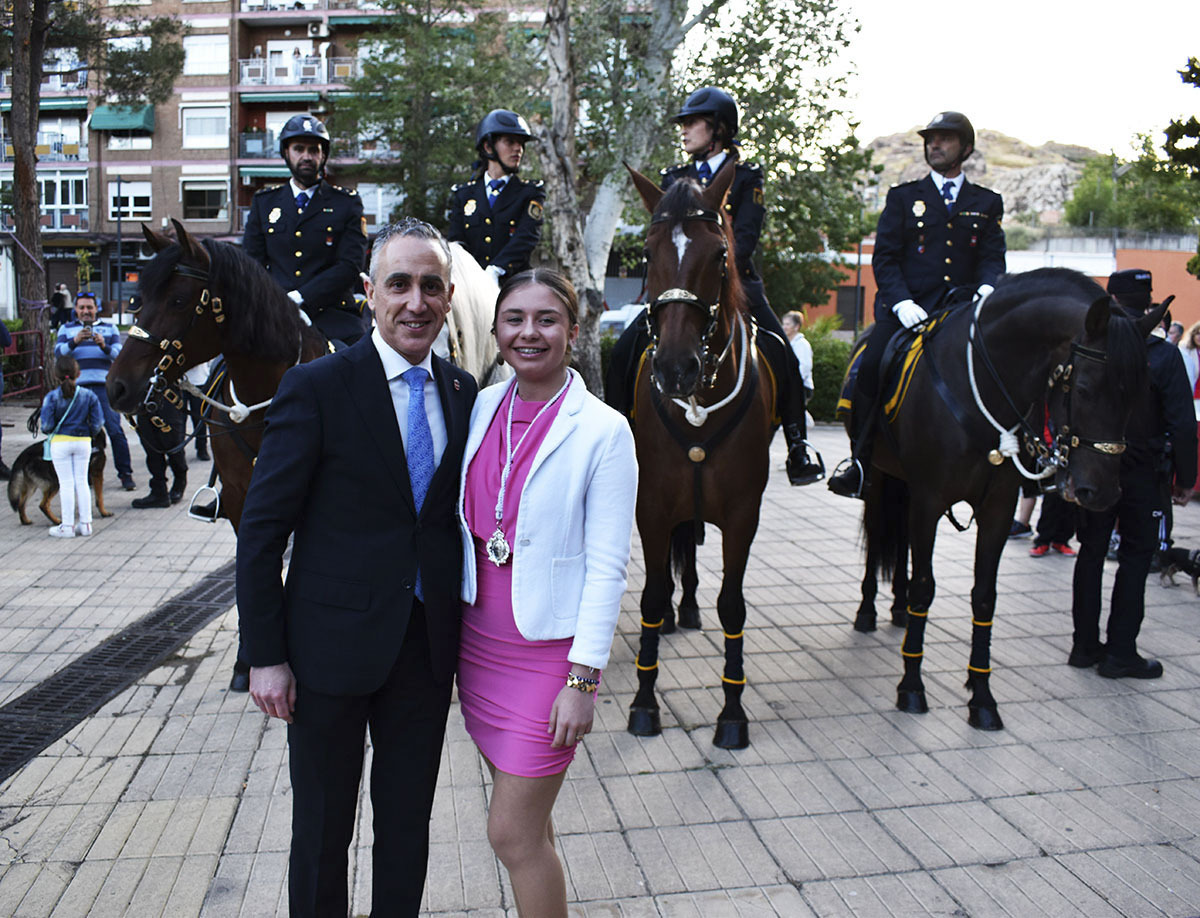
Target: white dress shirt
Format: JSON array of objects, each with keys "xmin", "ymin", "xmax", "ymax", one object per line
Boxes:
[
  {"xmin": 371, "ymin": 328, "xmax": 448, "ymax": 467},
  {"xmin": 929, "ymin": 169, "xmax": 964, "ymax": 205}
]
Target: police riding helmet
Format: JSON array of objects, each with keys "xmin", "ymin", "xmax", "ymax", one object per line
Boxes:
[
  {"xmin": 1107, "ymin": 268, "xmax": 1153, "ymax": 314},
  {"xmin": 673, "ymin": 87, "xmax": 739, "ymax": 145},
  {"xmin": 918, "ymin": 111, "xmax": 975, "ymax": 159},
  {"xmin": 278, "ymin": 113, "xmax": 331, "ymax": 157},
  {"xmin": 475, "ymin": 109, "xmax": 534, "ymax": 161}
]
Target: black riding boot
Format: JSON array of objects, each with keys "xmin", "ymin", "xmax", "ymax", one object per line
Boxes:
[
  {"xmin": 757, "ymin": 328, "xmax": 824, "ymax": 485},
  {"xmin": 132, "ymin": 485, "xmax": 170, "ymax": 509},
  {"xmin": 827, "ymin": 391, "xmax": 879, "ymax": 499}
]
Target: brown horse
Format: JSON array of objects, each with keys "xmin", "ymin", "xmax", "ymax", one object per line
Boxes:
[
  {"xmin": 107, "ymin": 220, "xmax": 329, "ymax": 531},
  {"xmin": 624, "ymin": 161, "xmax": 777, "ymax": 749}
]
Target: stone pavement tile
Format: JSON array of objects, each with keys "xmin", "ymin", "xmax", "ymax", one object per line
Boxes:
[
  {"xmin": 120, "ymin": 798, "xmax": 176, "ymax": 858},
  {"xmin": 1063, "ymin": 693, "xmax": 1198, "ymax": 735},
  {"xmin": 90, "ymin": 856, "xmax": 151, "ymax": 917},
  {"xmin": 753, "ymin": 677, "xmax": 879, "ymax": 722},
  {"xmin": 0, "ymin": 863, "xmax": 39, "ymax": 916},
  {"xmin": 825, "ymin": 752, "xmax": 975, "ymax": 811},
  {"xmin": 654, "ymin": 884, "xmax": 814, "ymax": 917},
  {"xmin": 1034, "ymin": 735, "xmax": 1190, "ymax": 787},
  {"xmin": 702, "ymin": 718, "xmax": 817, "ymax": 767},
  {"xmin": 570, "ymin": 895, "xmax": 659, "ymax": 917},
  {"xmin": 989, "ymin": 787, "xmax": 1177, "ymax": 853},
  {"xmin": 583, "ymin": 724, "xmax": 708, "ymax": 779},
  {"xmin": 876, "ymin": 800, "xmax": 1039, "ymax": 869},
  {"xmin": 801, "ymin": 870, "xmax": 959, "ymax": 917},
  {"xmin": 125, "ymin": 854, "xmax": 184, "ymax": 916},
  {"xmin": 553, "ymin": 774, "xmax": 621, "ymax": 834},
  {"xmin": 753, "ymin": 812, "xmax": 917, "ymax": 883},
  {"xmin": 930, "ymin": 743, "xmax": 1081, "ymax": 797},
  {"xmin": 604, "ymin": 769, "xmax": 742, "ymax": 829},
  {"xmin": 561, "ymin": 829, "xmax": 647, "ymax": 901},
  {"xmin": 239, "ymin": 850, "xmax": 288, "ymax": 918},
  {"xmin": 795, "ymin": 712, "xmax": 924, "ymax": 761},
  {"xmin": 12, "ymin": 861, "xmax": 75, "ymax": 917},
  {"xmin": 932, "ymin": 856, "xmax": 1122, "ymax": 918},
  {"xmin": 626, "ymin": 822, "xmax": 784, "ymax": 895},
  {"xmin": 1058, "ymin": 844, "xmax": 1200, "ymax": 917},
  {"xmin": 1000, "ymin": 698, "xmax": 1123, "ymax": 744},
  {"xmin": 424, "ymin": 836, "xmax": 503, "ymax": 913},
  {"xmin": 198, "ymin": 851, "xmax": 252, "ymax": 917},
  {"xmin": 163, "ymin": 854, "xmax": 220, "ymax": 916},
  {"xmin": 189, "ymin": 797, "xmax": 239, "ymax": 857},
  {"xmin": 716, "ymin": 760, "xmax": 861, "ymax": 818},
  {"xmin": 1154, "ymin": 686, "xmax": 1200, "ymax": 721},
  {"xmin": 1116, "ymin": 779, "xmax": 1200, "ymax": 840},
  {"xmin": 48, "ymin": 801, "xmax": 113, "ymax": 862},
  {"xmin": 47, "ymin": 859, "xmax": 110, "ymax": 917}
]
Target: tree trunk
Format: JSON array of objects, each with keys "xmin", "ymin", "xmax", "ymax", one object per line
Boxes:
[{"xmin": 11, "ymin": 0, "xmax": 52, "ymax": 387}]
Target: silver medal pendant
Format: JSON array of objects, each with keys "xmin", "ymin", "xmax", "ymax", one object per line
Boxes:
[{"xmin": 486, "ymin": 528, "xmax": 511, "ymax": 566}]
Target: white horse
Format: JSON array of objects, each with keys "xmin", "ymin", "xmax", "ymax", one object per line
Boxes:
[{"xmin": 434, "ymin": 242, "xmax": 511, "ymax": 387}]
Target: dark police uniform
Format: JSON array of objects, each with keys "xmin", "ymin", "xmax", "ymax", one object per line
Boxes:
[
  {"xmin": 243, "ymin": 180, "xmax": 369, "ymax": 344},
  {"xmin": 1072, "ymin": 331, "xmax": 1197, "ymax": 670},
  {"xmin": 446, "ymin": 176, "xmax": 545, "ymax": 275}
]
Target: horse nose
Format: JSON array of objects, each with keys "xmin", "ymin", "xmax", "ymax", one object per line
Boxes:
[{"xmin": 107, "ymin": 377, "xmax": 128, "ymax": 409}]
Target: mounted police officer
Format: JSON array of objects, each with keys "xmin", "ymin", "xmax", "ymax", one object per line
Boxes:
[
  {"xmin": 243, "ymin": 113, "xmax": 369, "ymax": 346},
  {"xmin": 1070, "ymin": 269, "xmax": 1196, "ymax": 680},
  {"xmin": 447, "ymin": 109, "xmax": 545, "ymax": 283},
  {"xmin": 605, "ymin": 86, "xmax": 823, "ymax": 486},
  {"xmin": 827, "ymin": 110, "xmax": 1007, "ymax": 498}
]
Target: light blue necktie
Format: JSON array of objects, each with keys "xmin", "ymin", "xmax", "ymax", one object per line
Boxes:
[
  {"xmin": 403, "ymin": 366, "xmax": 435, "ymax": 600},
  {"xmin": 942, "ymin": 180, "xmax": 955, "ymax": 213},
  {"xmin": 696, "ymin": 160, "xmax": 712, "ymax": 184}
]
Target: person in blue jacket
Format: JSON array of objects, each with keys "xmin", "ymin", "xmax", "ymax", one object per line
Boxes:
[{"xmin": 40, "ymin": 354, "xmax": 104, "ymax": 537}]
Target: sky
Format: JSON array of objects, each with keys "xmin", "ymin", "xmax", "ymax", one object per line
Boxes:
[{"xmin": 842, "ymin": 0, "xmax": 1200, "ymax": 156}]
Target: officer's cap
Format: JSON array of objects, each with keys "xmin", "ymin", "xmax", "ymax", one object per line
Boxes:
[{"xmin": 1107, "ymin": 269, "xmax": 1152, "ymax": 307}]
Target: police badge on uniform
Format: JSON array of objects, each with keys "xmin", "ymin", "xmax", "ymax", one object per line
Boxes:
[
  {"xmin": 752, "ymin": 188, "xmax": 764, "ymax": 207},
  {"xmin": 912, "ymin": 200, "xmax": 926, "ymax": 217},
  {"xmin": 464, "ymin": 199, "xmax": 477, "ymax": 216},
  {"xmin": 528, "ymin": 200, "xmax": 543, "ymax": 221},
  {"xmin": 268, "ymin": 207, "xmax": 282, "ymax": 224}
]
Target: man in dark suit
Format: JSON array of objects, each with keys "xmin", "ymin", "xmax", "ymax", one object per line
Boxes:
[
  {"xmin": 828, "ymin": 110, "xmax": 1006, "ymax": 498},
  {"xmin": 237, "ymin": 217, "xmax": 478, "ymax": 916},
  {"xmin": 447, "ymin": 108, "xmax": 545, "ymax": 281},
  {"xmin": 243, "ymin": 113, "xmax": 369, "ymax": 346}
]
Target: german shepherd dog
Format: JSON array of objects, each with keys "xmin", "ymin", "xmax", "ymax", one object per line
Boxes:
[{"xmin": 7, "ymin": 431, "xmax": 113, "ymax": 525}]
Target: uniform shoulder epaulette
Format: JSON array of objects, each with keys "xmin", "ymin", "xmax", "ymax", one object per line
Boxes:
[
  {"xmin": 661, "ymin": 163, "xmax": 688, "ymax": 177},
  {"xmin": 529, "ymin": 179, "xmax": 545, "ymax": 188},
  {"xmin": 891, "ymin": 179, "xmax": 920, "ymax": 189},
  {"xmin": 329, "ymin": 183, "xmax": 357, "ymax": 197},
  {"xmin": 253, "ymin": 183, "xmax": 283, "ymax": 196},
  {"xmin": 451, "ymin": 181, "xmax": 470, "ymax": 193},
  {"xmin": 739, "ymin": 161, "xmax": 763, "ymax": 174}
]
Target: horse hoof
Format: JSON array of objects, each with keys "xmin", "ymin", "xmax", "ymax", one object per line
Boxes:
[
  {"xmin": 968, "ymin": 706, "xmax": 1004, "ymax": 731},
  {"xmin": 713, "ymin": 720, "xmax": 749, "ymax": 749},
  {"xmin": 627, "ymin": 707, "xmax": 662, "ymax": 736},
  {"xmin": 660, "ymin": 617, "xmax": 677, "ymax": 635},
  {"xmin": 678, "ymin": 607, "xmax": 701, "ymax": 630},
  {"xmin": 853, "ymin": 614, "xmax": 877, "ymax": 633},
  {"xmin": 890, "ymin": 609, "xmax": 908, "ymax": 627},
  {"xmin": 896, "ymin": 689, "xmax": 928, "ymax": 714}
]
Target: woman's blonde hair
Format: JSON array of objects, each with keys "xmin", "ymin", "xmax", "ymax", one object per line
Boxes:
[{"xmin": 1185, "ymin": 321, "xmax": 1200, "ymax": 351}]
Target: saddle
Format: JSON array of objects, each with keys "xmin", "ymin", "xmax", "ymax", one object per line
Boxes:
[{"xmin": 837, "ymin": 310, "xmax": 951, "ymax": 423}]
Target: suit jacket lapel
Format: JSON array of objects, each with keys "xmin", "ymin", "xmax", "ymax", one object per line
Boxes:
[
  {"xmin": 341, "ymin": 338, "xmax": 416, "ymax": 514},
  {"xmin": 297, "ymin": 181, "xmax": 327, "ymax": 228},
  {"xmin": 921, "ymin": 175, "xmax": 949, "ymax": 218},
  {"xmin": 526, "ymin": 370, "xmax": 582, "ymax": 480}
]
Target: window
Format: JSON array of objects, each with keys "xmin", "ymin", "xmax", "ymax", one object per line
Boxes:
[
  {"xmin": 109, "ymin": 180, "xmax": 152, "ymax": 220},
  {"xmin": 1, "ymin": 173, "xmax": 90, "ymax": 231},
  {"xmin": 181, "ymin": 105, "xmax": 229, "ymax": 149},
  {"xmin": 182, "ymin": 181, "xmax": 229, "ymax": 221},
  {"xmin": 108, "ymin": 131, "xmax": 152, "ymax": 151},
  {"xmin": 183, "ymin": 35, "xmax": 229, "ymax": 76}
]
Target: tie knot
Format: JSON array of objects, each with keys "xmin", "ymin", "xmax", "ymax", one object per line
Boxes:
[
  {"xmin": 696, "ymin": 161, "xmax": 712, "ymax": 181},
  {"xmin": 295, "ymin": 192, "xmax": 308, "ymax": 210},
  {"xmin": 402, "ymin": 366, "xmax": 428, "ymax": 390},
  {"xmin": 489, "ymin": 178, "xmax": 505, "ymax": 194},
  {"xmin": 942, "ymin": 180, "xmax": 954, "ymax": 197}
]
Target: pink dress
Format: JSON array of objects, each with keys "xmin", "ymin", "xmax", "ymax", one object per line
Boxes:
[{"xmin": 458, "ymin": 382, "xmax": 576, "ymax": 777}]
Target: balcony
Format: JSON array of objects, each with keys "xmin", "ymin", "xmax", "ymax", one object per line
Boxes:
[
  {"xmin": 3, "ymin": 132, "xmax": 87, "ymax": 163},
  {"xmin": 0, "ymin": 67, "xmax": 89, "ymax": 93},
  {"xmin": 239, "ymin": 0, "xmax": 383, "ymax": 10},
  {"xmin": 0, "ymin": 209, "xmax": 90, "ymax": 232},
  {"xmin": 238, "ymin": 131, "xmax": 277, "ymax": 158},
  {"xmin": 238, "ymin": 56, "xmax": 359, "ymax": 86}
]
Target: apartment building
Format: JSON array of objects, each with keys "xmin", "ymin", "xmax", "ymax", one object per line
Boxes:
[{"xmin": 0, "ymin": 0, "xmax": 403, "ymax": 319}]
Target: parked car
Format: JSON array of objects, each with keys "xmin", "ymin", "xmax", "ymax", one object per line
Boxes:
[{"xmin": 598, "ymin": 303, "xmax": 644, "ymax": 336}]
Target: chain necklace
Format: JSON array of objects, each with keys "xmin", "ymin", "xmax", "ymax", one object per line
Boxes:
[{"xmin": 485, "ymin": 374, "xmax": 572, "ymax": 566}]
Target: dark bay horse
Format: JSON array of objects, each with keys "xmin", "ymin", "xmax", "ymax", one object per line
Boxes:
[
  {"xmin": 624, "ymin": 160, "xmax": 776, "ymax": 749},
  {"xmin": 107, "ymin": 220, "xmax": 329, "ymax": 531},
  {"xmin": 854, "ymin": 267, "xmax": 1164, "ymax": 729}
]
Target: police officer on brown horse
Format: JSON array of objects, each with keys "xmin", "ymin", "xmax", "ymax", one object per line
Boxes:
[
  {"xmin": 606, "ymin": 86, "xmax": 824, "ymax": 485},
  {"xmin": 447, "ymin": 109, "xmax": 545, "ymax": 283},
  {"xmin": 243, "ymin": 113, "xmax": 369, "ymax": 347},
  {"xmin": 828, "ymin": 111, "xmax": 1006, "ymax": 498}
]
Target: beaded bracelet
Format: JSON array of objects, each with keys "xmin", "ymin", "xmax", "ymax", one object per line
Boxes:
[{"xmin": 566, "ymin": 672, "xmax": 600, "ymax": 693}]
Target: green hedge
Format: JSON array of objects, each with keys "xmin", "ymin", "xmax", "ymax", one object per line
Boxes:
[{"xmin": 805, "ymin": 315, "xmax": 852, "ymax": 422}]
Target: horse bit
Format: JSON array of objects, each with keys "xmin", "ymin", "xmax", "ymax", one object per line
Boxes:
[
  {"xmin": 966, "ymin": 289, "xmax": 1125, "ymax": 480},
  {"xmin": 645, "ymin": 206, "xmax": 748, "ymax": 427}
]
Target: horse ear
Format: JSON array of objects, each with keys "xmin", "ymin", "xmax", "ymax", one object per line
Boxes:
[
  {"xmin": 142, "ymin": 223, "xmax": 172, "ymax": 252},
  {"xmin": 1137, "ymin": 295, "xmax": 1173, "ymax": 339},
  {"xmin": 171, "ymin": 218, "xmax": 206, "ymax": 263},
  {"xmin": 1084, "ymin": 295, "xmax": 1112, "ymax": 340},
  {"xmin": 625, "ymin": 162, "xmax": 663, "ymax": 214}
]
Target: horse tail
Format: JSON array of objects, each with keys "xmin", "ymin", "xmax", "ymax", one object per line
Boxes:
[
  {"xmin": 868, "ymin": 473, "xmax": 908, "ymax": 581},
  {"xmin": 670, "ymin": 522, "xmax": 696, "ymax": 583}
]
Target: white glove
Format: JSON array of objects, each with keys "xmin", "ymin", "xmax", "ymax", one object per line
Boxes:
[
  {"xmin": 975, "ymin": 284, "xmax": 995, "ymax": 302},
  {"xmin": 286, "ymin": 290, "xmax": 312, "ymax": 326},
  {"xmin": 484, "ymin": 265, "xmax": 505, "ymax": 287},
  {"xmin": 892, "ymin": 299, "xmax": 928, "ymax": 330}
]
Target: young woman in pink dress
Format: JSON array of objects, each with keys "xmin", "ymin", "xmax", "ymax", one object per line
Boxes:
[{"xmin": 457, "ymin": 269, "xmax": 636, "ymax": 916}]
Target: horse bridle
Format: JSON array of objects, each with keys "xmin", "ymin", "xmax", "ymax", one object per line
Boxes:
[
  {"xmin": 644, "ymin": 206, "xmax": 729, "ymax": 390},
  {"xmin": 1043, "ymin": 342, "xmax": 1128, "ymax": 462}
]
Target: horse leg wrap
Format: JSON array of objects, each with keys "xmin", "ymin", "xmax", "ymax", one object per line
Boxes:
[
  {"xmin": 629, "ymin": 621, "xmax": 663, "ymax": 736},
  {"xmin": 714, "ymin": 676, "xmax": 749, "ymax": 749},
  {"xmin": 896, "ymin": 606, "xmax": 929, "ymax": 713}
]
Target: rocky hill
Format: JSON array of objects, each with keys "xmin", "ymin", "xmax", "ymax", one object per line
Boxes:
[{"xmin": 865, "ymin": 128, "xmax": 1101, "ymax": 221}]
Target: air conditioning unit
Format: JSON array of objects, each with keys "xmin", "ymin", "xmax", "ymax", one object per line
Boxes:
[
  {"xmin": 307, "ymin": 22, "xmax": 329, "ymax": 38},
  {"xmin": 242, "ymin": 175, "xmax": 253, "ymax": 186}
]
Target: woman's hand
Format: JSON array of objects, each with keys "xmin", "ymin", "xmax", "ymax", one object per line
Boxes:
[{"xmin": 547, "ymin": 685, "xmax": 596, "ymax": 747}]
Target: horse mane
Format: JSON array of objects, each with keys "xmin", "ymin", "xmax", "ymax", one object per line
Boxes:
[
  {"xmin": 139, "ymin": 238, "xmax": 305, "ymax": 364},
  {"xmin": 655, "ymin": 179, "xmax": 748, "ymax": 317}
]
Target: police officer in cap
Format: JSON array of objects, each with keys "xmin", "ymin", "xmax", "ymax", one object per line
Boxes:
[
  {"xmin": 605, "ymin": 86, "xmax": 823, "ymax": 485},
  {"xmin": 243, "ymin": 113, "xmax": 369, "ymax": 345},
  {"xmin": 828, "ymin": 110, "xmax": 1006, "ymax": 498},
  {"xmin": 1070, "ymin": 269, "xmax": 1196, "ymax": 680},
  {"xmin": 447, "ymin": 109, "xmax": 545, "ymax": 283}
]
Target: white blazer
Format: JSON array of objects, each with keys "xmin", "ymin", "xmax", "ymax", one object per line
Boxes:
[{"xmin": 459, "ymin": 368, "xmax": 637, "ymax": 670}]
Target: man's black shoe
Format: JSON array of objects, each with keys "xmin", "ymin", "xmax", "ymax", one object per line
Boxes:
[
  {"xmin": 827, "ymin": 458, "xmax": 864, "ymax": 499},
  {"xmin": 169, "ymin": 479, "xmax": 187, "ymax": 505},
  {"xmin": 132, "ymin": 489, "xmax": 170, "ymax": 509},
  {"xmin": 229, "ymin": 661, "xmax": 251, "ymax": 693},
  {"xmin": 786, "ymin": 444, "xmax": 825, "ymax": 486},
  {"xmin": 1098, "ymin": 654, "xmax": 1163, "ymax": 679},
  {"xmin": 0, "ymin": 460, "xmax": 11, "ymax": 480},
  {"xmin": 191, "ymin": 498, "xmax": 219, "ymax": 521},
  {"xmin": 120, "ymin": 474, "xmax": 137, "ymax": 492},
  {"xmin": 1067, "ymin": 644, "xmax": 1105, "ymax": 668},
  {"xmin": 195, "ymin": 445, "xmax": 210, "ymax": 461}
]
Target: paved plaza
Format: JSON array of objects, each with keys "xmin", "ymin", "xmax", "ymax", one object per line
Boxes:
[{"xmin": 2, "ymin": 398, "xmax": 1200, "ymax": 917}]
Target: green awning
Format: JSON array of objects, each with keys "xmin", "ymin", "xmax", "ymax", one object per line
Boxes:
[
  {"xmin": 90, "ymin": 104, "xmax": 155, "ymax": 132},
  {"xmin": 240, "ymin": 92, "xmax": 321, "ymax": 103},
  {"xmin": 327, "ymin": 15, "xmax": 386, "ymax": 24},
  {"xmin": 238, "ymin": 165, "xmax": 291, "ymax": 177},
  {"xmin": 0, "ymin": 96, "xmax": 89, "ymax": 112}
]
